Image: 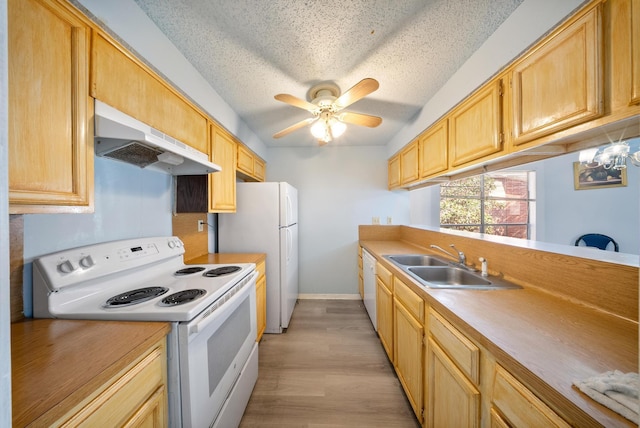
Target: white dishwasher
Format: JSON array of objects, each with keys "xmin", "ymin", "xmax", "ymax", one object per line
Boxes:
[{"xmin": 362, "ymin": 249, "xmax": 377, "ymax": 330}]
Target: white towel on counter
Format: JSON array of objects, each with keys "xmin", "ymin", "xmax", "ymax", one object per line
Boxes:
[{"xmin": 574, "ymin": 370, "xmax": 639, "ymax": 424}]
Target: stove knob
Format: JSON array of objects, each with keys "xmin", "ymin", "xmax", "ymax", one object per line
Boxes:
[
  {"xmin": 168, "ymin": 240, "xmax": 177, "ymax": 249},
  {"xmin": 57, "ymin": 260, "xmax": 78, "ymax": 274},
  {"xmin": 79, "ymin": 255, "xmax": 95, "ymax": 269}
]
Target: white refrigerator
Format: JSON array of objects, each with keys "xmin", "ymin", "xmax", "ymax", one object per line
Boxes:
[{"xmin": 218, "ymin": 182, "xmax": 298, "ymax": 333}]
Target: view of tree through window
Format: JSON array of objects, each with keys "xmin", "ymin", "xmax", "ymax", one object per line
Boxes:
[{"xmin": 440, "ymin": 171, "xmax": 535, "ymax": 239}]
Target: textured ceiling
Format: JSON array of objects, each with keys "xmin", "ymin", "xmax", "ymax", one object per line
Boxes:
[{"xmin": 133, "ymin": 0, "xmax": 524, "ymax": 147}]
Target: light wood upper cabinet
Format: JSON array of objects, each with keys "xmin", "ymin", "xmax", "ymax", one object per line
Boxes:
[
  {"xmin": 388, "ymin": 153, "xmax": 401, "ymax": 189},
  {"xmin": 91, "ymin": 32, "xmax": 209, "ymax": 155},
  {"xmin": 236, "ymin": 144, "xmax": 266, "ymax": 182},
  {"xmin": 419, "ymin": 119, "xmax": 448, "ymax": 179},
  {"xmin": 400, "ymin": 140, "xmax": 420, "ymax": 185},
  {"xmin": 8, "ymin": 0, "xmax": 94, "ymax": 214},
  {"xmin": 449, "ymin": 79, "xmax": 504, "ymax": 167},
  {"xmin": 209, "ymin": 123, "xmax": 237, "ymax": 213},
  {"xmin": 511, "ymin": 4, "xmax": 603, "ymax": 146},
  {"xmin": 632, "ymin": 0, "xmax": 640, "ymax": 104}
]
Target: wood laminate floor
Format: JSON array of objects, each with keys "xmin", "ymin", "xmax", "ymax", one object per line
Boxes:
[{"xmin": 240, "ymin": 299, "xmax": 421, "ymax": 428}]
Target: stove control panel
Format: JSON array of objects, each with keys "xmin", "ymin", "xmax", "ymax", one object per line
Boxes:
[{"xmin": 33, "ymin": 236, "xmax": 186, "ymax": 292}]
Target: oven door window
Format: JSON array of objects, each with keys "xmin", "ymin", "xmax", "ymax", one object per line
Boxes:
[{"xmin": 179, "ymin": 282, "xmax": 257, "ymax": 428}]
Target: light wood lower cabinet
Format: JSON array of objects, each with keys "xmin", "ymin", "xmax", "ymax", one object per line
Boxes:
[
  {"xmin": 209, "ymin": 123, "xmax": 237, "ymax": 212},
  {"xmin": 55, "ymin": 338, "xmax": 167, "ymax": 427},
  {"xmin": 491, "ymin": 365, "xmax": 570, "ymax": 428},
  {"xmin": 427, "ymin": 337, "xmax": 480, "ymax": 428},
  {"xmin": 376, "ymin": 276, "xmax": 394, "ymax": 361},
  {"xmin": 393, "ymin": 277, "xmax": 425, "ymax": 423},
  {"xmin": 8, "ymin": 0, "xmax": 94, "ymax": 214},
  {"xmin": 256, "ymin": 259, "xmax": 267, "ymax": 342},
  {"xmin": 426, "ymin": 308, "xmax": 480, "ymax": 427}
]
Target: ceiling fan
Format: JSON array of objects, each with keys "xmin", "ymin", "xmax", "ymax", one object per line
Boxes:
[{"xmin": 273, "ymin": 78, "xmax": 382, "ymax": 145}]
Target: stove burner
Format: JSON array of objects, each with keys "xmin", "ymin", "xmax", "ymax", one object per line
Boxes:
[
  {"xmin": 105, "ymin": 286, "xmax": 168, "ymax": 308},
  {"xmin": 161, "ymin": 289, "xmax": 206, "ymax": 306},
  {"xmin": 175, "ymin": 266, "xmax": 206, "ymax": 276},
  {"xmin": 204, "ymin": 266, "xmax": 242, "ymax": 277}
]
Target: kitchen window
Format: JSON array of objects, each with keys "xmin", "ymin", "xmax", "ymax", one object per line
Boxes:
[{"xmin": 440, "ymin": 171, "xmax": 535, "ymax": 239}]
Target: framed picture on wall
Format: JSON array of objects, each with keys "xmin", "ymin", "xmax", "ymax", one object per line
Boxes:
[{"xmin": 573, "ymin": 162, "xmax": 627, "ymax": 190}]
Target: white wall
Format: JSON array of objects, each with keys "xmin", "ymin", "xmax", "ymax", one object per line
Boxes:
[
  {"xmin": 22, "ymin": 157, "xmax": 173, "ymax": 316},
  {"xmin": 264, "ymin": 146, "xmax": 410, "ymax": 296}
]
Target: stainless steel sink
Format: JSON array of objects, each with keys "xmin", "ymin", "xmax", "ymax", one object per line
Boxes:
[
  {"xmin": 384, "ymin": 254, "xmax": 521, "ymax": 290},
  {"xmin": 385, "ymin": 254, "xmax": 448, "ymax": 267},
  {"xmin": 408, "ymin": 266, "xmax": 491, "ymax": 287}
]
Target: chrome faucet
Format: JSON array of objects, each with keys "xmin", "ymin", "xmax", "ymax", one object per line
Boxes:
[{"xmin": 430, "ymin": 244, "xmax": 473, "ymax": 271}]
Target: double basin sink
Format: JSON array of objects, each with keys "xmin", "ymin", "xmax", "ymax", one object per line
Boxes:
[{"xmin": 384, "ymin": 254, "xmax": 521, "ymax": 290}]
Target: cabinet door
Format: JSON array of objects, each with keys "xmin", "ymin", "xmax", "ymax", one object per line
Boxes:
[
  {"xmin": 511, "ymin": 5, "xmax": 603, "ymax": 146},
  {"xmin": 388, "ymin": 154, "xmax": 401, "ymax": 189},
  {"xmin": 237, "ymin": 144, "xmax": 254, "ymax": 177},
  {"xmin": 9, "ymin": 0, "xmax": 93, "ymax": 213},
  {"xmin": 256, "ymin": 275, "xmax": 266, "ymax": 342},
  {"xmin": 209, "ymin": 124, "xmax": 236, "ymax": 213},
  {"xmin": 91, "ymin": 33, "xmax": 208, "ymax": 154},
  {"xmin": 254, "ymin": 157, "xmax": 266, "ymax": 181},
  {"xmin": 376, "ymin": 278, "xmax": 394, "ymax": 361},
  {"xmin": 426, "ymin": 337, "xmax": 480, "ymax": 428},
  {"xmin": 419, "ymin": 120, "xmax": 448, "ymax": 179},
  {"xmin": 449, "ymin": 79, "xmax": 503, "ymax": 167},
  {"xmin": 631, "ymin": 0, "xmax": 640, "ymax": 105},
  {"xmin": 394, "ymin": 297, "xmax": 424, "ymax": 423},
  {"xmin": 400, "ymin": 140, "xmax": 419, "ymax": 185}
]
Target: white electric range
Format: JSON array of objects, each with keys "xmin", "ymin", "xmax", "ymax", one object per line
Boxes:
[{"xmin": 32, "ymin": 236, "xmax": 258, "ymax": 428}]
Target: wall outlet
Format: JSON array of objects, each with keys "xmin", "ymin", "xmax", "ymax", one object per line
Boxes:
[
  {"xmin": 372, "ymin": 216, "xmax": 380, "ymax": 225},
  {"xmin": 387, "ymin": 216, "xmax": 392, "ymax": 224},
  {"xmin": 198, "ymin": 220, "xmax": 204, "ymax": 232}
]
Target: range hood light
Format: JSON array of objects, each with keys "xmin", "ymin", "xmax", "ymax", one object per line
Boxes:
[{"xmin": 157, "ymin": 152, "xmax": 184, "ymax": 165}]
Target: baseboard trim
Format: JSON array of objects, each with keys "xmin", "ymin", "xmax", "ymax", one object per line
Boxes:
[{"xmin": 297, "ymin": 294, "xmax": 362, "ymax": 300}]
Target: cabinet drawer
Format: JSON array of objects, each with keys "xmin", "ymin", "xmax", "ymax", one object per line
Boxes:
[
  {"xmin": 376, "ymin": 262, "xmax": 393, "ymax": 291},
  {"xmin": 492, "ymin": 364, "xmax": 570, "ymax": 428},
  {"xmin": 393, "ymin": 277, "xmax": 424, "ymax": 323},
  {"xmin": 428, "ymin": 308, "xmax": 479, "ymax": 385},
  {"xmin": 59, "ymin": 341, "xmax": 166, "ymax": 427}
]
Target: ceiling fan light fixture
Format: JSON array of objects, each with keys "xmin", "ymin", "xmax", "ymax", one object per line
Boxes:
[{"xmin": 310, "ymin": 116, "xmax": 347, "ymax": 143}]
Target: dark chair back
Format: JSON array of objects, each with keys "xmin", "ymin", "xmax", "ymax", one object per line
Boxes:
[{"xmin": 574, "ymin": 233, "xmax": 619, "ymax": 252}]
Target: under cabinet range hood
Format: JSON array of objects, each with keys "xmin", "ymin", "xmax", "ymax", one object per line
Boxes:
[{"xmin": 94, "ymin": 100, "xmax": 221, "ymax": 175}]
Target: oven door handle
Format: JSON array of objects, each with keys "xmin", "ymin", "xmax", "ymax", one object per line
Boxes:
[{"xmin": 189, "ymin": 270, "xmax": 258, "ymax": 336}]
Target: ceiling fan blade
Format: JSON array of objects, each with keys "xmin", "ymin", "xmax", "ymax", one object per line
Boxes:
[
  {"xmin": 333, "ymin": 78, "xmax": 379, "ymax": 111},
  {"xmin": 273, "ymin": 117, "xmax": 316, "ymax": 138},
  {"xmin": 338, "ymin": 111, "xmax": 382, "ymax": 128},
  {"xmin": 274, "ymin": 94, "xmax": 318, "ymax": 112}
]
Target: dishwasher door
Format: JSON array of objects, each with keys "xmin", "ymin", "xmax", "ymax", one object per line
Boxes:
[{"xmin": 362, "ymin": 249, "xmax": 377, "ymax": 330}]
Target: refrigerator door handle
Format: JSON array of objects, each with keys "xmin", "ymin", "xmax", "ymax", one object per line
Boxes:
[
  {"xmin": 286, "ymin": 194, "xmax": 293, "ymax": 226},
  {"xmin": 286, "ymin": 228, "xmax": 292, "ymax": 262}
]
